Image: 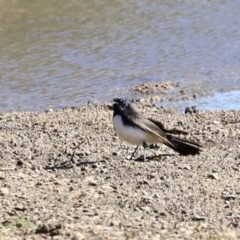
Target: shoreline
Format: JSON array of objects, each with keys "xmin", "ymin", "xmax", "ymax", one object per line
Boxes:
[
  {"xmin": 0, "ymin": 102, "xmax": 239, "ymax": 239},
  {"xmin": 1, "ymin": 81, "xmax": 240, "ymax": 114}
]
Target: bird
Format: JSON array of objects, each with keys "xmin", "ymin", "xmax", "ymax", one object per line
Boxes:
[{"xmin": 112, "ymin": 97, "xmax": 202, "ymax": 161}]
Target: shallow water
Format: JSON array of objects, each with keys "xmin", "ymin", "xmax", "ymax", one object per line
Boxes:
[
  {"xmin": 0, "ymin": 0, "xmax": 240, "ymax": 112},
  {"xmin": 160, "ymin": 90, "xmax": 240, "ymax": 113}
]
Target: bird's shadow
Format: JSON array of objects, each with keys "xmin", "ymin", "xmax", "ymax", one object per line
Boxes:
[
  {"xmin": 133, "ymin": 154, "xmax": 174, "ymax": 162},
  {"xmin": 44, "ymin": 140, "xmax": 103, "ymax": 171}
]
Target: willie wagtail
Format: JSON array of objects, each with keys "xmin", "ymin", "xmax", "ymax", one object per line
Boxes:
[{"xmin": 112, "ymin": 98, "xmax": 202, "ymax": 161}]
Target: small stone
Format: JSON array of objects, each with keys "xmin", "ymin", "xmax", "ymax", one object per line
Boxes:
[
  {"xmin": 85, "ymin": 177, "xmax": 98, "ymax": 186},
  {"xmin": 160, "ymin": 176, "xmax": 166, "ymax": 180},
  {"xmin": 185, "ymin": 106, "xmax": 197, "ymax": 114},
  {"xmin": 140, "ymin": 206, "xmax": 151, "ymax": 213},
  {"xmin": 208, "ymin": 173, "xmax": 219, "ymax": 180},
  {"xmin": 178, "ymin": 164, "xmax": 191, "ymax": 170},
  {"xmin": 16, "ymin": 160, "xmax": 23, "ymax": 166},
  {"xmin": 101, "ymin": 184, "xmax": 114, "ymax": 190},
  {"xmin": 112, "ymin": 151, "xmax": 118, "ymax": 156},
  {"xmin": 89, "ymin": 181, "xmax": 98, "ymax": 186},
  {"xmin": 192, "ymin": 216, "xmax": 206, "ymax": 221},
  {"xmin": 85, "ymin": 151, "xmax": 91, "ymax": 156},
  {"xmin": 0, "ymin": 187, "xmax": 10, "ymax": 195},
  {"xmin": 222, "ymin": 195, "xmax": 236, "ymax": 200},
  {"xmin": 151, "ymin": 96, "xmax": 160, "ymax": 102},
  {"xmin": 110, "ymin": 220, "xmax": 120, "ymax": 226},
  {"xmin": 159, "ymin": 211, "xmax": 167, "ymax": 216}
]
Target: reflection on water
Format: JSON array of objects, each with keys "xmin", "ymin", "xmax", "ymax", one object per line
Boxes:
[{"xmin": 0, "ymin": 0, "xmax": 240, "ymax": 112}]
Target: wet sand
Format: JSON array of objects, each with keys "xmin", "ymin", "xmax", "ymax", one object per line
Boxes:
[{"xmin": 0, "ymin": 99, "xmax": 240, "ymax": 239}]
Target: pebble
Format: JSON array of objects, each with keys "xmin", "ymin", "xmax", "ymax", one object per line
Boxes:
[
  {"xmin": 192, "ymin": 216, "xmax": 207, "ymax": 221},
  {"xmin": 0, "ymin": 187, "xmax": 10, "ymax": 195},
  {"xmin": 185, "ymin": 106, "xmax": 198, "ymax": 114},
  {"xmin": 151, "ymin": 96, "xmax": 161, "ymax": 102},
  {"xmin": 222, "ymin": 195, "xmax": 236, "ymax": 200},
  {"xmin": 208, "ymin": 173, "xmax": 219, "ymax": 180}
]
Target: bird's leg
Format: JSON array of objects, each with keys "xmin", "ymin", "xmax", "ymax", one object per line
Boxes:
[
  {"xmin": 143, "ymin": 142, "xmax": 147, "ymax": 162},
  {"xmin": 130, "ymin": 146, "xmax": 139, "ymax": 160}
]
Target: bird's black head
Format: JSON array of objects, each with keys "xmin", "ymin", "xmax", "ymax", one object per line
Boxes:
[
  {"xmin": 113, "ymin": 98, "xmax": 131, "ymax": 110},
  {"xmin": 112, "ymin": 98, "xmax": 138, "ymax": 118}
]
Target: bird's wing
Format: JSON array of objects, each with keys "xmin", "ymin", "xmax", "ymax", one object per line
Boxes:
[
  {"xmin": 148, "ymin": 118, "xmax": 188, "ymax": 135},
  {"xmin": 128, "ymin": 114, "xmax": 175, "ymax": 146}
]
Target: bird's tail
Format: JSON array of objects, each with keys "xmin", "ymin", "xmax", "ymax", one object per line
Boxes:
[{"xmin": 166, "ymin": 134, "xmax": 203, "ymax": 155}]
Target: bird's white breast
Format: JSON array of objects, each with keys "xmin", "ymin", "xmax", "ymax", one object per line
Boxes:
[{"xmin": 113, "ymin": 115, "xmax": 147, "ymax": 145}]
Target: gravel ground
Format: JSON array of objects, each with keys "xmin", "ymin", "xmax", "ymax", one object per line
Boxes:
[{"xmin": 0, "ymin": 100, "xmax": 239, "ymax": 240}]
